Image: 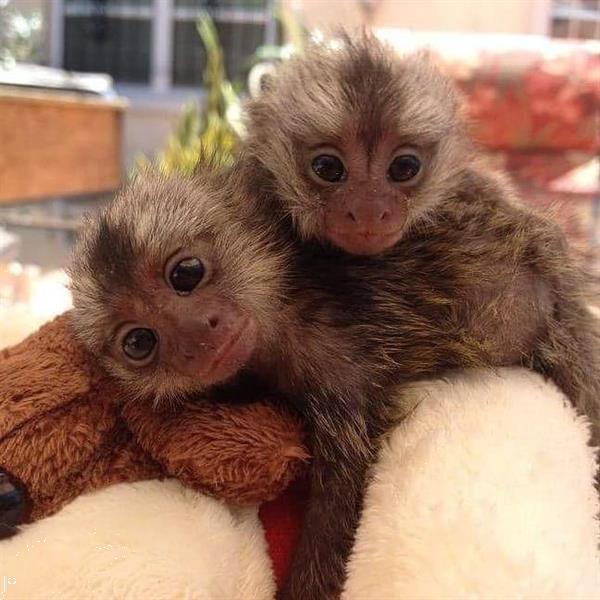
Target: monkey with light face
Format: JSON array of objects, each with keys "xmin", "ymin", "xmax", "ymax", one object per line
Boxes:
[
  {"xmin": 238, "ymin": 34, "xmax": 600, "ymax": 599},
  {"xmin": 243, "ymin": 39, "xmax": 469, "ymax": 256}
]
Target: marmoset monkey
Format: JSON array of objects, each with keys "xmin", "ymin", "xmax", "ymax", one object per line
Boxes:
[
  {"xmin": 237, "ymin": 34, "xmax": 600, "ymax": 598},
  {"xmin": 70, "ymin": 173, "xmax": 286, "ymax": 404}
]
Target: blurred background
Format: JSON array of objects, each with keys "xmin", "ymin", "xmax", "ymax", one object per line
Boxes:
[{"xmin": 0, "ymin": 0, "xmax": 598, "ymax": 345}]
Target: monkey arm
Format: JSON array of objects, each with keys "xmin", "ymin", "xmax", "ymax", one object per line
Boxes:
[
  {"xmin": 434, "ymin": 164, "xmax": 600, "ymax": 451},
  {"xmin": 467, "ymin": 168, "xmax": 600, "ymax": 448},
  {"xmin": 526, "ymin": 238, "xmax": 600, "ymax": 448},
  {"xmin": 280, "ymin": 391, "xmax": 376, "ymax": 600},
  {"xmin": 121, "ymin": 396, "xmax": 309, "ymax": 506}
]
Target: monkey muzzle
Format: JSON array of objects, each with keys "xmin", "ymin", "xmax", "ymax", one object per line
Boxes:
[
  {"xmin": 325, "ymin": 195, "xmax": 408, "ymax": 255},
  {"xmin": 171, "ymin": 313, "xmax": 258, "ymax": 386}
]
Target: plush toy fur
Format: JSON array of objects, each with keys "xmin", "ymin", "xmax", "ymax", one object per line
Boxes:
[
  {"xmin": 0, "ymin": 312, "xmax": 308, "ymax": 523},
  {"xmin": 0, "ymin": 480, "xmax": 276, "ymax": 600}
]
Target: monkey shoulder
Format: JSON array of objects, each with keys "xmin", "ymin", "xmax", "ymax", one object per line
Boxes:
[{"xmin": 438, "ymin": 166, "xmax": 569, "ymax": 264}]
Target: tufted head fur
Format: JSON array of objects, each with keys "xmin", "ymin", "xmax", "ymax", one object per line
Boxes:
[{"xmin": 242, "ymin": 33, "xmax": 473, "ymax": 255}]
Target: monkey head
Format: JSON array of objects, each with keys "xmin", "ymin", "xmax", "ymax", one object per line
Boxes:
[
  {"xmin": 69, "ymin": 171, "xmax": 284, "ymax": 404},
  {"xmin": 243, "ymin": 34, "xmax": 472, "ymax": 255}
]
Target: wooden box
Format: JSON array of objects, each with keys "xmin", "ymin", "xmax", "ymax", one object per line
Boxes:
[{"xmin": 0, "ymin": 88, "xmax": 126, "ymax": 203}]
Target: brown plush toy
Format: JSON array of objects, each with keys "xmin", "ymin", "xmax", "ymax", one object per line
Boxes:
[{"xmin": 0, "ymin": 311, "xmax": 308, "ymax": 527}]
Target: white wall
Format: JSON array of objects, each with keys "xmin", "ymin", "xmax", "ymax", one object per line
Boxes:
[
  {"xmin": 121, "ymin": 100, "xmax": 182, "ymax": 172},
  {"xmin": 285, "ymin": 0, "xmax": 552, "ymax": 35}
]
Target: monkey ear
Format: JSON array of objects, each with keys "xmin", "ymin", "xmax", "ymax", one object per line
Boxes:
[{"xmin": 247, "ymin": 61, "xmax": 278, "ymax": 99}]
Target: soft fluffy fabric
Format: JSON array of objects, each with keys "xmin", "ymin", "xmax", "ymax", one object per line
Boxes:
[
  {"xmin": 2, "ymin": 368, "xmax": 598, "ymax": 599},
  {"xmin": 343, "ymin": 368, "xmax": 600, "ymax": 599},
  {"xmin": 0, "ymin": 480, "xmax": 275, "ymax": 600}
]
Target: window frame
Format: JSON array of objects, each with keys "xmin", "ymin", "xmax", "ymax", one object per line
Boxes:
[
  {"xmin": 51, "ymin": 0, "xmax": 276, "ymax": 93},
  {"xmin": 551, "ymin": 0, "xmax": 600, "ymax": 39}
]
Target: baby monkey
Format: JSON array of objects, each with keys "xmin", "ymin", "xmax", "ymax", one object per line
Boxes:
[
  {"xmin": 69, "ymin": 172, "xmax": 286, "ymax": 405},
  {"xmin": 240, "ymin": 34, "xmax": 600, "ymax": 598}
]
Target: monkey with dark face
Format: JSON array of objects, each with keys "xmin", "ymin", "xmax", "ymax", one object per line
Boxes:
[
  {"xmin": 239, "ymin": 35, "xmax": 600, "ymax": 598},
  {"xmin": 70, "ymin": 173, "xmax": 285, "ymax": 405}
]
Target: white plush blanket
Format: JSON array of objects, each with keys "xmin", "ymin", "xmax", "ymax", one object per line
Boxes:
[
  {"xmin": 1, "ymin": 368, "xmax": 598, "ymax": 600},
  {"xmin": 0, "ymin": 481, "xmax": 275, "ymax": 600},
  {"xmin": 343, "ymin": 368, "xmax": 600, "ymax": 599}
]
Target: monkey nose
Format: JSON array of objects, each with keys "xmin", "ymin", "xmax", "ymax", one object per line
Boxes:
[
  {"xmin": 206, "ymin": 312, "xmax": 220, "ymax": 329},
  {"xmin": 180, "ymin": 311, "xmax": 220, "ymax": 336},
  {"xmin": 345, "ymin": 208, "xmax": 390, "ymax": 227}
]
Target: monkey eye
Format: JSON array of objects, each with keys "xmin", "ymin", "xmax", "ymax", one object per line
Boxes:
[
  {"xmin": 122, "ymin": 328, "xmax": 157, "ymax": 362},
  {"xmin": 169, "ymin": 257, "xmax": 205, "ymax": 294},
  {"xmin": 310, "ymin": 154, "xmax": 347, "ymax": 184},
  {"xmin": 388, "ymin": 152, "xmax": 422, "ymax": 184}
]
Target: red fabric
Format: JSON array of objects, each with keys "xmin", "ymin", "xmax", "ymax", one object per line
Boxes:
[
  {"xmin": 258, "ymin": 475, "xmax": 309, "ymax": 591},
  {"xmin": 382, "ymin": 32, "xmax": 599, "ymax": 152}
]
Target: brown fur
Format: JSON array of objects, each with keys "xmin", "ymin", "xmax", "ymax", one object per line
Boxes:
[
  {"xmin": 239, "ymin": 34, "xmax": 600, "ymax": 598},
  {"xmin": 0, "ymin": 313, "xmax": 307, "ymax": 522},
  {"xmin": 70, "ymin": 167, "xmax": 594, "ymax": 599}
]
